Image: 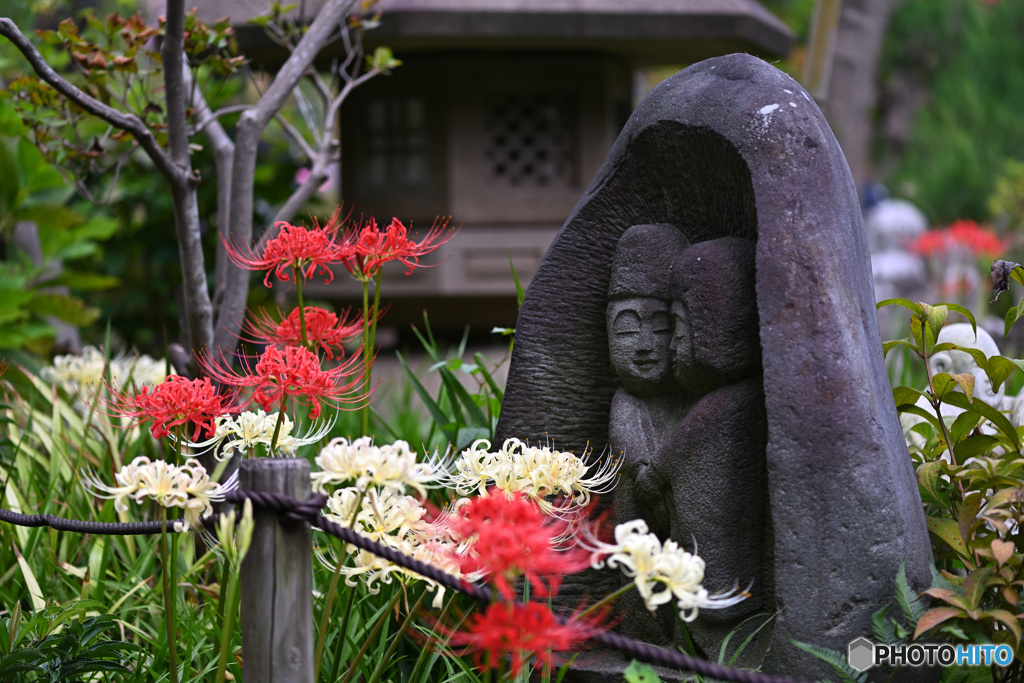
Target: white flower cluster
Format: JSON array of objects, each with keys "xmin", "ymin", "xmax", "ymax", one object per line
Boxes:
[
  {"xmin": 82, "ymin": 456, "xmax": 234, "ymax": 531},
  {"xmin": 590, "ymin": 519, "xmax": 749, "ymax": 622},
  {"xmin": 447, "ymin": 438, "xmax": 621, "ymax": 516},
  {"xmin": 45, "ymin": 346, "xmax": 170, "ymax": 395},
  {"xmin": 184, "ymin": 410, "xmax": 333, "ymax": 458},
  {"xmin": 321, "ymin": 486, "xmax": 468, "ymax": 608},
  {"xmin": 311, "ymin": 436, "xmax": 442, "ymax": 496},
  {"xmin": 311, "ymin": 437, "xmax": 468, "ymax": 607}
]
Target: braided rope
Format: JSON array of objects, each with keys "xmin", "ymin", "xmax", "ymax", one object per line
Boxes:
[
  {"xmin": 0, "ymin": 506, "xmax": 176, "ymax": 534},
  {"xmin": 0, "ymin": 492, "xmax": 808, "ymax": 683}
]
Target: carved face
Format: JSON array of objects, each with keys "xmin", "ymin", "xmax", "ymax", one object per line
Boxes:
[
  {"xmin": 607, "ymin": 298, "xmax": 674, "ymax": 395},
  {"xmin": 669, "ymin": 300, "xmax": 694, "ymax": 385}
]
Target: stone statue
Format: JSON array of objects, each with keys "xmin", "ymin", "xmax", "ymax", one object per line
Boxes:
[
  {"xmin": 903, "ymin": 324, "xmax": 1010, "ymax": 451},
  {"xmin": 865, "ymin": 199, "xmax": 930, "ymax": 340},
  {"xmin": 496, "ymin": 53, "xmax": 934, "ymax": 681}
]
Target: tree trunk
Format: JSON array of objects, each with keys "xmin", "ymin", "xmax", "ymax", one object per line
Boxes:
[{"xmin": 822, "ymin": 0, "xmax": 901, "ymax": 195}]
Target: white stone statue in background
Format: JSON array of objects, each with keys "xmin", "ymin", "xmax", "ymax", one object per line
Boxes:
[
  {"xmin": 866, "ymin": 199, "xmax": 930, "ymax": 341},
  {"xmin": 902, "ymin": 324, "xmax": 1019, "ymax": 451}
]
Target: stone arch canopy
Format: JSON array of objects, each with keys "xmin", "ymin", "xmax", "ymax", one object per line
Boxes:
[{"xmin": 495, "ymin": 53, "xmax": 933, "ymax": 678}]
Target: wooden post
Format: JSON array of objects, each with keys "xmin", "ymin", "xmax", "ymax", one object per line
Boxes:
[{"xmin": 239, "ymin": 458, "xmax": 314, "ymax": 683}]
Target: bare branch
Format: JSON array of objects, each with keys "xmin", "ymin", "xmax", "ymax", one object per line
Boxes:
[
  {"xmin": 163, "ymin": 0, "xmax": 214, "ymax": 359},
  {"xmin": 192, "ymin": 104, "xmax": 250, "ymax": 135},
  {"xmin": 327, "ymin": 68, "xmax": 380, "ymax": 126},
  {"xmin": 272, "ymin": 164, "xmax": 331, "ymax": 227},
  {"xmin": 273, "ymin": 113, "xmax": 317, "ymax": 160},
  {"xmin": 216, "ymin": 0, "xmax": 359, "ymax": 355},
  {"xmin": 0, "ymin": 17, "xmax": 186, "ymax": 187},
  {"xmin": 292, "ymin": 83, "xmax": 322, "ymax": 147},
  {"xmin": 184, "ymin": 67, "xmax": 235, "ymax": 312}
]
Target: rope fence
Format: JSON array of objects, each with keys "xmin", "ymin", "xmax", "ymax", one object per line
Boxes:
[{"xmin": 0, "ymin": 478, "xmax": 806, "ymax": 683}]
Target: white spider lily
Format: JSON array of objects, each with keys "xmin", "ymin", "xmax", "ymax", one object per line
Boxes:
[
  {"xmin": 82, "ymin": 456, "xmax": 232, "ymax": 532},
  {"xmin": 445, "ymin": 438, "xmax": 621, "ymax": 516},
  {"xmin": 311, "ymin": 437, "xmax": 443, "ymax": 496},
  {"xmin": 317, "ymin": 486, "xmax": 474, "ymax": 608},
  {"xmin": 179, "ymin": 410, "xmax": 333, "ymax": 458},
  {"xmin": 588, "ymin": 519, "xmax": 749, "ymax": 622}
]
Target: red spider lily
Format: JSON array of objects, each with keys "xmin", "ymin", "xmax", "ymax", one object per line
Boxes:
[
  {"xmin": 342, "ymin": 216, "xmax": 456, "ymax": 282},
  {"xmin": 244, "ymin": 306, "xmax": 365, "ymax": 359},
  {"xmin": 199, "ymin": 345, "xmax": 367, "ymax": 419},
  {"xmin": 446, "ymin": 601, "xmax": 596, "ymax": 677},
  {"xmin": 223, "ymin": 210, "xmax": 351, "ymax": 287},
  {"xmin": 454, "ymin": 493, "xmax": 591, "ymax": 601},
  {"xmin": 910, "ymin": 220, "xmax": 1007, "ymax": 258},
  {"xmin": 110, "ymin": 375, "xmax": 238, "ymax": 441}
]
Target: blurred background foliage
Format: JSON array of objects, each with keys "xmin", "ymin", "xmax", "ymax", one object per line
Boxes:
[
  {"xmin": 2, "ymin": 0, "xmax": 1024, "ymax": 354},
  {"xmin": 878, "ymin": 0, "xmax": 1024, "ymax": 226}
]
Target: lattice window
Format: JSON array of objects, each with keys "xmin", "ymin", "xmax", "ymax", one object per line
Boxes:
[
  {"xmin": 363, "ymin": 96, "xmax": 427, "ymax": 190},
  {"xmin": 483, "ymin": 95, "xmax": 576, "ymax": 188}
]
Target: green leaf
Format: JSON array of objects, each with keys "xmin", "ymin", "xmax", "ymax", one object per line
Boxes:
[
  {"xmin": 26, "ymin": 293, "xmax": 99, "ymax": 326},
  {"xmin": 871, "ymin": 603, "xmax": 897, "ymax": 644},
  {"xmin": 954, "ymin": 434, "xmax": 999, "ymax": 461},
  {"xmin": 931, "ymin": 372, "xmax": 974, "ymax": 403},
  {"xmin": 957, "ymin": 492, "xmax": 983, "ymax": 549},
  {"xmin": 882, "ymin": 338, "xmax": 917, "ymax": 358},
  {"xmin": 623, "ymin": 661, "xmax": 663, "ymax": 683},
  {"xmin": 895, "ymin": 559, "xmax": 926, "ymax": 624},
  {"xmin": 962, "ymin": 566, "xmax": 992, "ymax": 610},
  {"xmin": 877, "ymin": 298, "xmax": 924, "ymax": 315},
  {"xmin": 942, "ymin": 391, "xmax": 1020, "ymax": 449},
  {"xmin": 1004, "ymin": 302, "xmax": 1022, "ymax": 341},
  {"xmin": 950, "ymin": 409, "xmax": 983, "ymax": 444},
  {"xmin": 987, "ymin": 355, "xmax": 1024, "ymax": 393},
  {"xmin": 917, "ymin": 460, "xmax": 949, "ymax": 507},
  {"xmin": 0, "ymin": 144, "xmax": 20, "ymax": 215},
  {"xmin": 786, "ymin": 638, "xmax": 867, "ymax": 683},
  {"xmin": 942, "ymin": 302, "xmax": 977, "ymax": 334},
  {"xmin": 922, "ymin": 303, "xmax": 949, "ymax": 342},
  {"xmin": 913, "ymin": 607, "xmax": 966, "ymax": 639},
  {"xmin": 927, "ymin": 517, "xmax": 970, "ymax": 560}
]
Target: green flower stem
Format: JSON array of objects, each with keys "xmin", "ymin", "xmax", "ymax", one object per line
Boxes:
[
  {"xmin": 576, "ymin": 581, "xmax": 635, "ymax": 621},
  {"xmin": 160, "ymin": 508, "xmax": 179, "ymax": 683},
  {"xmin": 322, "ymin": 489, "xmax": 367, "ymax": 682},
  {"xmin": 339, "ymin": 588, "xmax": 404, "ymax": 683},
  {"xmin": 214, "ymin": 564, "xmax": 240, "ymax": 683},
  {"xmin": 293, "ymin": 265, "xmax": 309, "ymax": 348},
  {"xmin": 313, "ymin": 548, "xmax": 347, "ymax": 681},
  {"xmin": 268, "ymin": 395, "xmax": 288, "ymax": 456},
  {"xmin": 328, "ymin": 581, "xmax": 360, "ymax": 683},
  {"xmin": 368, "ymin": 589, "xmax": 427, "ymax": 683},
  {"xmin": 408, "ymin": 592, "xmax": 456, "ymax": 682},
  {"xmin": 359, "ymin": 278, "xmax": 373, "ymax": 436}
]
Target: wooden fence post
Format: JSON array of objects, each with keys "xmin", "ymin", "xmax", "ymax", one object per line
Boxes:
[{"xmin": 239, "ymin": 458, "xmax": 314, "ymax": 683}]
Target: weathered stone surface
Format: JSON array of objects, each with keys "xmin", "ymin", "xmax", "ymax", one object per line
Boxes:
[{"xmin": 496, "ymin": 53, "xmax": 933, "ymax": 680}]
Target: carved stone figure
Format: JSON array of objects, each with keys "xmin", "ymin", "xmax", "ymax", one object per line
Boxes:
[{"xmin": 495, "ymin": 53, "xmax": 934, "ymax": 680}]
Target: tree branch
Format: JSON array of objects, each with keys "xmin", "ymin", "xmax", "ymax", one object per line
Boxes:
[
  {"xmin": 0, "ymin": 17, "xmax": 186, "ymax": 187},
  {"xmin": 163, "ymin": 0, "xmax": 213, "ymax": 360},
  {"xmin": 273, "ymin": 112, "xmax": 317, "ymax": 160},
  {"xmin": 215, "ymin": 0, "xmax": 358, "ymax": 356},
  {"xmin": 185, "ymin": 67, "xmax": 235, "ymax": 313}
]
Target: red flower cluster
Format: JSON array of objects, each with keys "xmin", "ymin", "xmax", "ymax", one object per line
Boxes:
[
  {"xmin": 224, "ymin": 210, "xmax": 456, "ymax": 287},
  {"xmin": 910, "ymin": 220, "xmax": 1006, "ymax": 257},
  {"xmin": 224, "ymin": 213, "xmax": 349, "ymax": 287},
  {"xmin": 200, "ymin": 345, "xmax": 366, "ymax": 419},
  {"xmin": 447, "ymin": 601, "xmax": 594, "ymax": 677},
  {"xmin": 454, "ymin": 493, "xmax": 590, "ymax": 600},
  {"xmin": 112, "ymin": 375, "xmax": 235, "ymax": 441},
  {"xmin": 342, "ymin": 216, "xmax": 456, "ymax": 282},
  {"xmin": 245, "ymin": 306, "xmax": 364, "ymax": 359}
]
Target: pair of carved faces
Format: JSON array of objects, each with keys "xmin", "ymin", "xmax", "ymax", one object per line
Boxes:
[
  {"xmin": 607, "ymin": 298, "xmax": 675, "ymax": 396},
  {"xmin": 607, "ymin": 232, "xmax": 760, "ymax": 398}
]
